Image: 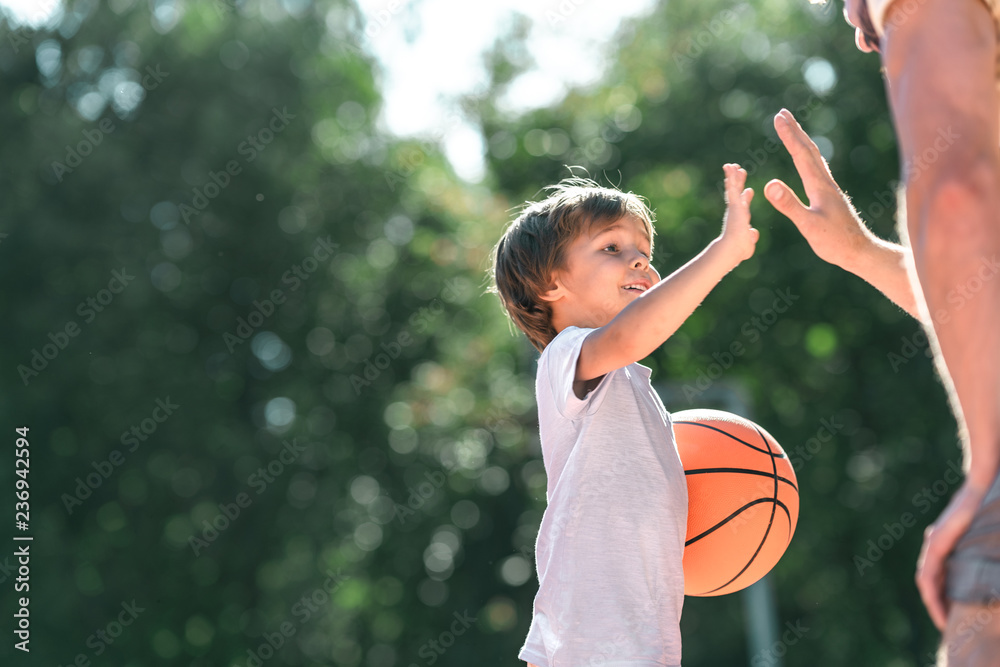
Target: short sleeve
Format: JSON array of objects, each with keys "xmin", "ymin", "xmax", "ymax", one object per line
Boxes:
[{"xmin": 538, "ymin": 326, "xmax": 613, "ymax": 420}]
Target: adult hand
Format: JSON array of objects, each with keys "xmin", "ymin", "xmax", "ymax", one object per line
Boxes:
[
  {"xmin": 764, "ymin": 107, "xmax": 922, "ymax": 318},
  {"xmin": 916, "ymin": 481, "xmax": 989, "ymax": 630},
  {"xmin": 763, "ymin": 108, "xmax": 872, "ymax": 271}
]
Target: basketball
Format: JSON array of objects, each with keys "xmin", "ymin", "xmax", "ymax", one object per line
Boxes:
[{"xmin": 672, "ymin": 408, "xmax": 799, "ymax": 597}]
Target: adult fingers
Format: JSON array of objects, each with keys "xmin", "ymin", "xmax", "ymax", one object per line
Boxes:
[
  {"xmin": 764, "ymin": 179, "xmax": 809, "ymax": 223},
  {"xmin": 773, "ymin": 109, "xmax": 836, "ymax": 200},
  {"xmin": 914, "ymin": 486, "xmax": 983, "ymax": 631},
  {"xmin": 915, "ymin": 526, "xmax": 950, "ymax": 631}
]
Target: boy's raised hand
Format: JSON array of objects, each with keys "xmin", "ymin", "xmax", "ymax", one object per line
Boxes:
[
  {"xmin": 719, "ymin": 163, "xmax": 759, "ymax": 263},
  {"xmin": 763, "ymin": 109, "xmax": 872, "ymax": 270}
]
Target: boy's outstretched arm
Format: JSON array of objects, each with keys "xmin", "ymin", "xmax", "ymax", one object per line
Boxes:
[
  {"xmin": 575, "ymin": 164, "xmax": 758, "ymax": 382},
  {"xmin": 763, "ymin": 109, "xmax": 922, "ymax": 320}
]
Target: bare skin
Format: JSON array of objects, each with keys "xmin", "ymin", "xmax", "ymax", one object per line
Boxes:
[{"xmin": 771, "ymin": 0, "xmax": 1000, "ymax": 662}]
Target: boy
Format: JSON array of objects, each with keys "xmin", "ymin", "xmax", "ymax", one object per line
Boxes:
[{"xmin": 488, "ymin": 164, "xmax": 758, "ymax": 666}]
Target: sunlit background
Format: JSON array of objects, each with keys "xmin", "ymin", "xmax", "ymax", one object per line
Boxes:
[{"xmin": 1, "ymin": 0, "xmax": 665, "ymax": 181}]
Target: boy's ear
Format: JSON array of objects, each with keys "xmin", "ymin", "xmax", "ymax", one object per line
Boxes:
[{"xmin": 538, "ymin": 270, "xmax": 563, "ymax": 302}]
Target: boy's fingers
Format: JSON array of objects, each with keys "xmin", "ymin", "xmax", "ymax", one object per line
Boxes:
[
  {"xmin": 736, "ymin": 166, "xmax": 747, "ymax": 189},
  {"xmin": 725, "ymin": 167, "xmax": 740, "ymax": 203},
  {"xmin": 764, "ymin": 179, "xmax": 808, "ymax": 222},
  {"xmin": 738, "ymin": 167, "xmax": 748, "ymax": 185},
  {"xmin": 724, "ymin": 166, "xmax": 751, "ymax": 213}
]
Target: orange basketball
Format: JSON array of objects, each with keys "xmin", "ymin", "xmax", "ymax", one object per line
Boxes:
[{"xmin": 672, "ymin": 409, "xmax": 799, "ymax": 596}]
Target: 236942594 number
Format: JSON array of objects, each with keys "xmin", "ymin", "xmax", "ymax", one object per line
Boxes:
[{"xmin": 15, "ymin": 431, "xmax": 29, "ymax": 526}]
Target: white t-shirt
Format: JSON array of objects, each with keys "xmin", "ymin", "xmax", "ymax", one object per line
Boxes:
[{"xmin": 518, "ymin": 326, "xmax": 688, "ymax": 667}]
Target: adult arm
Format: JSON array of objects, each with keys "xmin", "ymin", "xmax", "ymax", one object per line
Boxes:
[{"xmin": 880, "ymin": 0, "xmax": 1000, "ymax": 630}]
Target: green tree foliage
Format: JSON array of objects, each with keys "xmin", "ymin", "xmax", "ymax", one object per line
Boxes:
[{"xmin": 0, "ymin": 0, "xmax": 485, "ymax": 664}]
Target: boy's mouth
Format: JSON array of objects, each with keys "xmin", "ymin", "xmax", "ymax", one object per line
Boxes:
[{"xmin": 622, "ymin": 281, "xmax": 650, "ymax": 293}]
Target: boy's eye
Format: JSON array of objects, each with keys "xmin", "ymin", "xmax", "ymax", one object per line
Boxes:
[{"xmin": 603, "ymin": 244, "xmax": 651, "ymax": 259}]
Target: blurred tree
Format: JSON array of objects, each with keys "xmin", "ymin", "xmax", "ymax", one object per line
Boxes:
[{"xmin": 0, "ymin": 0, "xmax": 488, "ymax": 664}]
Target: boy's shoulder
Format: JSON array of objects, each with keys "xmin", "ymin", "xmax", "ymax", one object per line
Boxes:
[
  {"xmin": 543, "ymin": 325, "xmax": 594, "ymax": 351},
  {"xmin": 537, "ymin": 326, "xmax": 593, "ymax": 370},
  {"xmin": 537, "ymin": 325, "xmax": 651, "ymax": 407}
]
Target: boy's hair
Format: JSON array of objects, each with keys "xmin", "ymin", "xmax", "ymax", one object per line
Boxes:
[{"xmin": 488, "ymin": 176, "xmax": 656, "ymax": 352}]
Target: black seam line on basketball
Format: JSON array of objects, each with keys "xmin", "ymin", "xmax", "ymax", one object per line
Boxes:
[
  {"xmin": 685, "ymin": 468, "xmax": 798, "ymax": 492},
  {"xmin": 773, "ymin": 499, "xmax": 793, "ymax": 546},
  {"xmin": 702, "ymin": 424, "xmax": 780, "ymax": 595},
  {"xmin": 673, "ymin": 421, "xmax": 787, "ymax": 458},
  {"xmin": 684, "ymin": 496, "xmax": 792, "ymax": 549},
  {"xmin": 689, "ymin": 498, "xmax": 794, "ymax": 596},
  {"xmin": 758, "ymin": 422, "xmax": 780, "ymax": 553},
  {"xmin": 685, "ymin": 498, "xmax": 775, "ymax": 546},
  {"xmin": 773, "ymin": 498, "xmax": 791, "ymax": 524},
  {"xmin": 754, "ymin": 422, "xmax": 796, "ymax": 548},
  {"xmin": 685, "ymin": 502, "xmax": 793, "ymax": 595}
]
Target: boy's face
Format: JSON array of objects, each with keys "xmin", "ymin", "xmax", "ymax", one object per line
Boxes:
[{"xmin": 542, "ymin": 214, "xmax": 660, "ymax": 331}]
